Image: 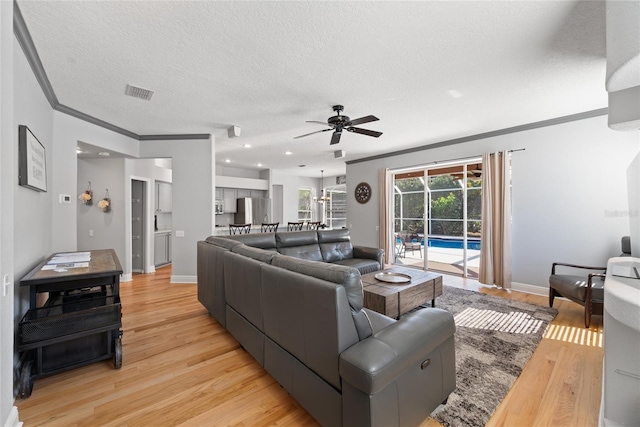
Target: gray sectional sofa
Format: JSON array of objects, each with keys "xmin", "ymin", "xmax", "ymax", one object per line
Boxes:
[{"xmin": 197, "ymin": 229, "xmax": 456, "ymax": 427}]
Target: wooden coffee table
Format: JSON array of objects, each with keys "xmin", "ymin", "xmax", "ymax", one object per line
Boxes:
[{"xmin": 361, "ymin": 266, "xmax": 442, "ymax": 319}]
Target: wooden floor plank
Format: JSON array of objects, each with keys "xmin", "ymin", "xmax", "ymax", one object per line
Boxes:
[{"xmin": 16, "ymin": 267, "xmax": 603, "ymax": 426}]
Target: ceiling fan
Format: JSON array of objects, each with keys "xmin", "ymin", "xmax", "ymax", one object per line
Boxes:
[{"xmin": 294, "ymin": 105, "xmax": 382, "ymax": 145}]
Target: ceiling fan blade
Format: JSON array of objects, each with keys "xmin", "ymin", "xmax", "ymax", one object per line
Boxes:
[
  {"xmin": 294, "ymin": 128, "xmax": 333, "ymax": 139},
  {"xmin": 306, "ymin": 120, "xmax": 332, "ymax": 126},
  {"xmin": 330, "ymin": 131, "xmax": 342, "ymax": 145},
  {"xmin": 346, "ymin": 115, "xmax": 379, "ymax": 126},
  {"xmin": 346, "ymin": 127, "xmax": 383, "ymax": 138}
]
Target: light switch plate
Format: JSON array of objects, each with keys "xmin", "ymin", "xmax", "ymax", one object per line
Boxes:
[
  {"xmin": 59, "ymin": 194, "xmax": 71, "ymax": 204},
  {"xmin": 176, "ymin": 230, "xmax": 185, "ymax": 237}
]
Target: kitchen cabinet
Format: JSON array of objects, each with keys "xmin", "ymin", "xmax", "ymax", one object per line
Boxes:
[
  {"xmin": 156, "ymin": 182, "xmax": 172, "ymax": 212},
  {"xmin": 237, "ymin": 189, "xmax": 251, "ymax": 198},
  {"xmin": 154, "ymin": 232, "xmax": 172, "ymax": 267},
  {"xmin": 250, "ymin": 190, "xmax": 266, "ymax": 198},
  {"xmin": 215, "ymin": 188, "xmax": 222, "ymax": 200},
  {"xmin": 223, "ymin": 188, "xmax": 237, "ymax": 213}
]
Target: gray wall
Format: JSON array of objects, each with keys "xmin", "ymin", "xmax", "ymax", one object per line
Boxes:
[
  {"xmin": 271, "ymin": 172, "xmax": 321, "ymax": 223},
  {"xmin": 0, "ymin": 2, "xmax": 15, "ymax": 424},
  {"xmin": 346, "ymin": 115, "xmax": 640, "ymax": 291},
  {"xmin": 51, "ymin": 111, "xmax": 139, "ymax": 253},
  {"xmin": 140, "ymin": 138, "xmax": 214, "ymax": 283},
  {"xmin": 77, "ymin": 158, "xmax": 127, "ymax": 270},
  {"xmin": 12, "ymin": 34, "xmax": 54, "ymax": 364}
]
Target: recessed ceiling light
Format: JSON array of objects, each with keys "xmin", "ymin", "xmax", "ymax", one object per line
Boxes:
[
  {"xmin": 243, "ymin": 144, "xmax": 251, "ymax": 148},
  {"xmin": 257, "ymin": 163, "xmax": 263, "ymax": 167},
  {"xmin": 447, "ymin": 89, "xmax": 463, "ymax": 99},
  {"xmin": 98, "ymin": 152, "xmax": 110, "ymax": 157},
  {"xmin": 285, "ymin": 151, "xmax": 293, "ymax": 155},
  {"xmin": 76, "ymin": 149, "xmax": 83, "ymax": 154},
  {"xmin": 224, "ymin": 159, "xmax": 231, "ymax": 163}
]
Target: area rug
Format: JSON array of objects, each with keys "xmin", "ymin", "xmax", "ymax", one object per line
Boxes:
[{"xmin": 425, "ymin": 286, "xmax": 558, "ymax": 427}]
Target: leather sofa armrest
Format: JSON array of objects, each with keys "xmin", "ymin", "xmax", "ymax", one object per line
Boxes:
[
  {"xmin": 353, "ymin": 246, "xmax": 384, "ymax": 266},
  {"xmin": 339, "ymin": 308, "xmax": 455, "ymax": 394}
]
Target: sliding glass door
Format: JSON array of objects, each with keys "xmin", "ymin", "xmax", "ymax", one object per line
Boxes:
[{"xmin": 392, "ymin": 160, "xmax": 482, "ymax": 277}]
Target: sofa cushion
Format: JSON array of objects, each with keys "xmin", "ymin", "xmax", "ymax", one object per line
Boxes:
[
  {"xmin": 232, "ymin": 244, "xmax": 278, "ymax": 263},
  {"xmin": 318, "ymin": 229, "xmax": 354, "ymax": 262},
  {"xmin": 276, "ymin": 231, "xmax": 323, "ymax": 262},
  {"xmin": 271, "ymin": 255, "xmax": 373, "ymax": 340},
  {"xmin": 228, "ymin": 233, "xmax": 277, "ymax": 250},
  {"xmin": 333, "ymin": 258, "xmax": 381, "ymax": 275},
  {"xmin": 205, "ymin": 236, "xmax": 243, "ymax": 250}
]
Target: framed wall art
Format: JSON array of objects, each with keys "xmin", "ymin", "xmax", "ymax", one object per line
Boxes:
[{"xmin": 18, "ymin": 125, "xmax": 47, "ymax": 192}]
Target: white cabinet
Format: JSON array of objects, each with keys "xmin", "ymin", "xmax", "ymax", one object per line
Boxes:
[
  {"xmin": 154, "ymin": 232, "xmax": 171, "ymax": 267},
  {"xmin": 223, "ymin": 188, "xmax": 237, "ymax": 213},
  {"xmin": 250, "ymin": 190, "xmax": 266, "ymax": 198},
  {"xmin": 156, "ymin": 182, "xmax": 172, "ymax": 212},
  {"xmin": 237, "ymin": 189, "xmax": 251, "ymax": 198},
  {"xmin": 215, "ymin": 188, "xmax": 222, "ymax": 200}
]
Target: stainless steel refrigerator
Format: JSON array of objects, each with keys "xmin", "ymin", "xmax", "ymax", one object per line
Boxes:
[{"xmin": 235, "ymin": 198, "xmax": 271, "ymax": 225}]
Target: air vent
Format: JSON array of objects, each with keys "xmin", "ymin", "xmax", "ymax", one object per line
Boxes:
[{"xmin": 125, "ymin": 84, "xmax": 154, "ymax": 101}]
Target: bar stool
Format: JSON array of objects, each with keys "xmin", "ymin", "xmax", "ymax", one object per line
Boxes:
[
  {"xmin": 229, "ymin": 224, "xmax": 251, "ymax": 235},
  {"xmin": 287, "ymin": 222, "xmax": 303, "ymax": 231},
  {"xmin": 306, "ymin": 221, "xmax": 321, "ymax": 230},
  {"xmin": 261, "ymin": 222, "xmax": 279, "ymax": 232}
]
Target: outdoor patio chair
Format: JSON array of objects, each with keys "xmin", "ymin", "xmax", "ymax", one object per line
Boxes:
[{"xmin": 399, "ymin": 230, "xmax": 422, "ymax": 258}]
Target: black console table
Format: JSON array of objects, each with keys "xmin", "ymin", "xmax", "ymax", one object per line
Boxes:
[{"xmin": 18, "ymin": 249, "xmax": 123, "ymax": 398}]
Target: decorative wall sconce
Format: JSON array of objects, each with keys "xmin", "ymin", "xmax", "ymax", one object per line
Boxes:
[
  {"xmin": 79, "ymin": 181, "xmax": 93, "ymax": 205},
  {"xmin": 98, "ymin": 189, "xmax": 111, "ymax": 213}
]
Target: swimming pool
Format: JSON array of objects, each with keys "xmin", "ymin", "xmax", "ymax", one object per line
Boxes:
[{"xmin": 427, "ymin": 238, "xmax": 481, "ymax": 250}]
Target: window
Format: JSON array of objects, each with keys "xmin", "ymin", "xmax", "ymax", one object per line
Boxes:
[
  {"xmin": 298, "ymin": 187, "xmax": 313, "ymax": 221},
  {"xmin": 325, "ymin": 185, "xmax": 346, "ymax": 229}
]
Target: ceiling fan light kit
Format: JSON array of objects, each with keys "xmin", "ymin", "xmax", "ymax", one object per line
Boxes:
[{"xmin": 294, "ymin": 105, "xmax": 382, "ymax": 145}]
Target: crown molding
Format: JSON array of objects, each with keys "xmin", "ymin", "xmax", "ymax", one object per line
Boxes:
[
  {"xmin": 347, "ymin": 108, "xmax": 608, "ymax": 165},
  {"xmin": 13, "ymin": 1, "xmax": 211, "ymax": 142}
]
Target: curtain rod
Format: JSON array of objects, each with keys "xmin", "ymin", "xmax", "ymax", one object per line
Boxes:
[{"xmin": 391, "ymin": 148, "xmax": 525, "ymax": 174}]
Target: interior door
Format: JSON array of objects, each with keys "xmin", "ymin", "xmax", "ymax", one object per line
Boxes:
[{"xmin": 131, "ymin": 180, "xmax": 144, "ymax": 273}]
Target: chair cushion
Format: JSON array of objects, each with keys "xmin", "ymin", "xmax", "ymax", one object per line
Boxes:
[{"xmin": 549, "ymin": 274, "xmax": 605, "ymax": 302}]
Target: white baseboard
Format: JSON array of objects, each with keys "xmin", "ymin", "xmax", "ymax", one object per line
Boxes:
[
  {"xmin": 121, "ymin": 273, "xmax": 132, "ymax": 283},
  {"xmin": 511, "ymin": 281, "xmax": 548, "ymax": 297},
  {"xmin": 170, "ymin": 275, "xmax": 196, "ymax": 284},
  {"xmin": 4, "ymin": 406, "xmax": 23, "ymax": 427}
]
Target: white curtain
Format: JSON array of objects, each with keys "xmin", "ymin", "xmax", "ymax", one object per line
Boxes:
[
  {"xmin": 479, "ymin": 151, "xmax": 512, "ymax": 288},
  {"xmin": 379, "ymin": 168, "xmax": 391, "ymax": 266}
]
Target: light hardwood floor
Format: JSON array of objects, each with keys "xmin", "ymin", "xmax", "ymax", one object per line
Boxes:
[{"xmin": 16, "ymin": 267, "xmax": 603, "ymax": 426}]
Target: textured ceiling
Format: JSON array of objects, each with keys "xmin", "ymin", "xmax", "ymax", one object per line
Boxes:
[{"xmin": 17, "ymin": 1, "xmax": 607, "ymax": 177}]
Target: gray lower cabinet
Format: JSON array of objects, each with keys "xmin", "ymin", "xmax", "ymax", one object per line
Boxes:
[{"xmin": 154, "ymin": 232, "xmax": 171, "ymax": 267}]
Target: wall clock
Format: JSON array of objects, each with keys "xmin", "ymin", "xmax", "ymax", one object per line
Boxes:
[{"xmin": 354, "ymin": 182, "xmax": 372, "ymax": 204}]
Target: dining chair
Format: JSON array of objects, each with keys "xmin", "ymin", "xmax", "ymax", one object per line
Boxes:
[
  {"xmin": 306, "ymin": 221, "xmax": 321, "ymax": 231},
  {"xmin": 229, "ymin": 224, "xmax": 251, "ymax": 235},
  {"xmin": 261, "ymin": 222, "xmax": 279, "ymax": 232},
  {"xmin": 287, "ymin": 222, "xmax": 304, "ymax": 231}
]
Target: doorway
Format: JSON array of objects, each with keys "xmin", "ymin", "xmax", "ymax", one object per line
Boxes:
[
  {"xmin": 391, "ymin": 160, "xmax": 482, "ymax": 278},
  {"xmin": 131, "ymin": 180, "xmax": 146, "ymax": 273}
]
